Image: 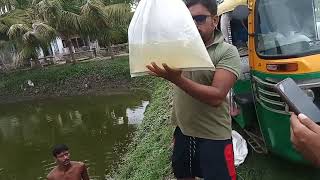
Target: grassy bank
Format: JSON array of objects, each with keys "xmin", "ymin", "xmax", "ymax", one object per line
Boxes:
[
  {"xmin": 0, "ymin": 57, "xmax": 133, "ymax": 97},
  {"xmin": 115, "ymin": 78, "xmax": 174, "ymax": 180}
]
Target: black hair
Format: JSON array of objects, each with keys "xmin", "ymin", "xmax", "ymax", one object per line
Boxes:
[
  {"xmin": 52, "ymin": 144, "xmax": 69, "ymax": 157},
  {"xmin": 185, "ymin": 0, "xmax": 218, "ymax": 15}
]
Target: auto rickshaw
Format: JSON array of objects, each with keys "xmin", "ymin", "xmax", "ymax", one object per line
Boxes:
[{"xmin": 219, "ymin": 0, "xmax": 320, "ymax": 163}]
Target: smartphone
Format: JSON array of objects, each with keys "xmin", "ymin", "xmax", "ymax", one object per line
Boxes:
[{"xmin": 274, "ymin": 78, "xmax": 320, "ymax": 124}]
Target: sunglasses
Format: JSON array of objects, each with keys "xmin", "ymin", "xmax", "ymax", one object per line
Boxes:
[{"xmin": 192, "ymin": 15, "xmax": 211, "ymax": 25}]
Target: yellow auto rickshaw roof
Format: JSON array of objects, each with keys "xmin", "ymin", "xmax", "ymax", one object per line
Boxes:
[{"xmin": 218, "ymin": 0, "xmax": 248, "ymax": 16}]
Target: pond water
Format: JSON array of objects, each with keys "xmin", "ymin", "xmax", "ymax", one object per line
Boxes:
[{"xmin": 0, "ymin": 91, "xmax": 149, "ymax": 180}]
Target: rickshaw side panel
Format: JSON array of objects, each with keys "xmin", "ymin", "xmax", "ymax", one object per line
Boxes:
[{"xmin": 233, "ymin": 79, "xmax": 256, "ymax": 128}]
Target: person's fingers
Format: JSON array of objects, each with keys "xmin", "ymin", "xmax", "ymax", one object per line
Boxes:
[
  {"xmin": 146, "ymin": 65, "xmax": 157, "ymax": 73},
  {"xmin": 163, "ymin": 63, "xmax": 181, "ymax": 73},
  {"xmin": 290, "ymin": 126, "xmax": 294, "ymax": 141},
  {"xmin": 298, "ymin": 113, "xmax": 308, "ymax": 120},
  {"xmin": 290, "ymin": 113, "xmax": 301, "ymax": 130},
  {"xmin": 290, "ymin": 113, "xmax": 311, "ymax": 136},
  {"xmin": 147, "ymin": 62, "xmax": 164, "ymax": 75},
  {"xmin": 151, "ymin": 62, "xmax": 166, "ymax": 74},
  {"xmin": 162, "ymin": 63, "xmax": 172, "ymax": 73},
  {"xmin": 290, "ymin": 125, "xmax": 300, "ymax": 148},
  {"xmin": 298, "ymin": 114, "xmax": 320, "ymax": 134}
]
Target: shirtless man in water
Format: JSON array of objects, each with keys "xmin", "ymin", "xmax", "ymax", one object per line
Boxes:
[{"xmin": 47, "ymin": 144, "xmax": 90, "ymax": 180}]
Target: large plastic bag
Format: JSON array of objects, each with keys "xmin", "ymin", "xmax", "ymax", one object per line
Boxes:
[
  {"xmin": 232, "ymin": 130, "xmax": 248, "ymax": 166},
  {"xmin": 128, "ymin": 0, "xmax": 215, "ymax": 77}
]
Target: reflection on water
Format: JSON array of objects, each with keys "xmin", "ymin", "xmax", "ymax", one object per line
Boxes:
[{"xmin": 0, "ymin": 92, "xmax": 149, "ymax": 180}]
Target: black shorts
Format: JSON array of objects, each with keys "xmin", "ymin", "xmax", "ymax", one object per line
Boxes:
[{"xmin": 172, "ymin": 127, "xmax": 236, "ymax": 180}]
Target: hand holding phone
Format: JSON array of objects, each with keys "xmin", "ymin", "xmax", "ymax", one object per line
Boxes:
[{"xmin": 275, "ymin": 78, "xmax": 320, "ymax": 124}]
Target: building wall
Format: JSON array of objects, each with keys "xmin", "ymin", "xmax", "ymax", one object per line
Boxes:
[{"xmin": 51, "ymin": 37, "xmax": 65, "ymax": 56}]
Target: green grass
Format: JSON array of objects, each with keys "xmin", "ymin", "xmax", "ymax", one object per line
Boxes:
[
  {"xmin": 0, "ymin": 58, "xmax": 131, "ymax": 95},
  {"xmin": 115, "ymin": 78, "xmax": 174, "ymax": 180}
]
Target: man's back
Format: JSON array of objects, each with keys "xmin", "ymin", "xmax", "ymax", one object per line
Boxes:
[{"xmin": 47, "ymin": 161, "xmax": 85, "ymax": 180}]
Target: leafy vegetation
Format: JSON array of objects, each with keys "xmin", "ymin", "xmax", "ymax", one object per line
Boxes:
[{"xmin": 0, "ymin": 0, "xmax": 132, "ymax": 66}]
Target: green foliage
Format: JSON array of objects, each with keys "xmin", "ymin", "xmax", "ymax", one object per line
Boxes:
[
  {"xmin": 0, "ymin": 9, "xmax": 29, "ymax": 40},
  {"xmin": 1, "ymin": 0, "xmax": 132, "ymax": 65},
  {"xmin": 59, "ymin": 0, "xmax": 85, "ymax": 14},
  {"xmin": 102, "ymin": 0, "xmax": 134, "ymax": 5},
  {"xmin": 7, "ymin": 22, "xmax": 56, "ymax": 60},
  {"xmin": 14, "ymin": 0, "xmax": 32, "ymax": 9},
  {"xmin": 0, "ymin": 0, "xmax": 32, "ymax": 9},
  {"xmin": 80, "ymin": 0, "xmax": 131, "ymax": 46},
  {"xmin": 109, "ymin": 25, "xmax": 128, "ymax": 44}
]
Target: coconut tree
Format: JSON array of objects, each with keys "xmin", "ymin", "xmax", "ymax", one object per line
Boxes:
[
  {"xmin": 33, "ymin": 0, "xmax": 132, "ymax": 62},
  {"xmin": 7, "ymin": 22, "xmax": 56, "ymax": 67},
  {"xmin": 0, "ymin": 0, "xmax": 34, "ymax": 43},
  {"xmin": 1, "ymin": 0, "xmax": 132, "ymax": 66},
  {"xmin": 0, "ymin": 7, "xmax": 31, "ymax": 67},
  {"xmin": 80, "ymin": 0, "xmax": 131, "ymax": 58},
  {"xmin": 33, "ymin": 0, "xmax": 82, "ymax": 63}
]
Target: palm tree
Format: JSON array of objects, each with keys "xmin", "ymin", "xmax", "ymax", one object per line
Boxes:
[
  {"xmin": 33, "ymin": 0, "xmax": 131, "ymax": 62},
  {"xmin": 33, "ymin": 0, "xmax": 82, "ymax": 63},
  {"xmin": 0, "ymin": 8, "xmax": 30, "ymax": 67},
  {"xmin": 2, "ymin": 0, "xmax": 132, "ymax": 66},
  {"xmin": 7, "ymin": 22, "xmax": 56, "ymax": 67},
  {"xmin": 80, "ymin": 0, "xmax": 131, "ymax": 58}
]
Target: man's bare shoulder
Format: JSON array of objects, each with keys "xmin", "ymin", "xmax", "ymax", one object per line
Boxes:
[
  {"xmin": 71, "ymin": 161, "xmax": 85, "ymax": 167},
  {"xmin": 47, "ymin": 167, "xmax": 58, "ymax": 180},
  {"xmin": 71, "ymin": 161, "xmax": 86, "ymax": 170}
]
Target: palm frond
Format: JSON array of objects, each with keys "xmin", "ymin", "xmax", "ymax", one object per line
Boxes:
[
  {"xmin": 7, "ymin": 23, "xmax": 31, "ymax": 39},
  {"xmin": 80, "ymin": 0, "xmax": 110, "ymax": 34},
  {"xmin": 104, "ymin": 3, "xmax": 131, "ymax": 26},
  {"xmin": 34, "ymin": 0, "xmax": 62, "ymax": 24},
  {"xmin": 32, "ymin": 0, "xmax": 41, "ymax": 6},
  {"xmin": 80, "ymin": 1, "xmax": 131, "ymax": 37},
  {"xmin": 81, "ymin": 0, "xmax": 106, "ymax": 16},
  {"xmin": 58, "ymin": 10, "xmax": 81, "ymax": 32},
  {"xmin": 18, "ymin": 45, "xmax": 38, "ymax": 60},
  {"xmin": 22, "ymin": 30, "xmax": 37, "ymax": 43},
  {"xmin": 59, "ymin": 0, "xmax": 84, "ymax": 14},
  {"xmin": 0, "ymin": 22, "xmax": 8, "ymax": 34},
  {"xmin": 102, "ymin": 0, "xmax": 134, "ymax": 5},
  {"xmin": 0, "ymin": 39, "xmax": 10, "ymax": 48},
  {"xmin": 0, "ymin": 9, "xmax": 29, "ymax": 24},
  {"xmin": 14, "ymin": 0, "xmax": 31, "ymax": 9},
  {"xmin": 32, "ymin": 22, "xmax": 56, "ymax": 40}
]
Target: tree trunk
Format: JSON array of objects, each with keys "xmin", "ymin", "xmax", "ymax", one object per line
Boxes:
[
  {"xmin": 66, "ymin": 38, "xmax": 75, "ymax": 64},
  {"xmin": 107, "ymin": 43, "xmax": 114, "ymax": 59}
]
